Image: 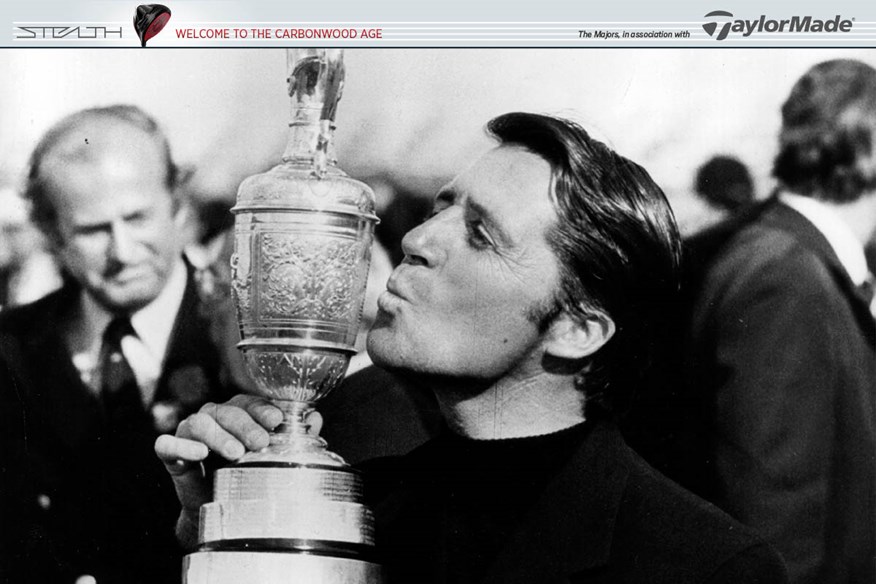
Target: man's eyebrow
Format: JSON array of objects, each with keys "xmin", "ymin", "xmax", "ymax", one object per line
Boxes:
[{"xmin": 434, "ymin": 185, "xmax": 512, "ymax": 246}]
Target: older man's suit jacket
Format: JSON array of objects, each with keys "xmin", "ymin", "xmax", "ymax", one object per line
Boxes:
[
  {"xmin": 0, "ymin": 268, "xmax": 239, "ymax": 584},
  {"xmin": 629, "ymin": 198, "xmax": 875, "ymax": 584},
  {"xmin": 364, "ymin": 420, "xmax": 788, "ymax": 584}
]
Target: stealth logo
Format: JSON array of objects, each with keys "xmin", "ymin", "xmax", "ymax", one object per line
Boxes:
[
  {"xmin": 702, "ymin": 10, "xmax": 853, "ymax": 40},
  {"xmin": 15, "ymin": 25, "xmax": 123, "ymax": 40},
  {"xmin": 703, "ymin": 10, "xmax": 733, "ymax": 40}
]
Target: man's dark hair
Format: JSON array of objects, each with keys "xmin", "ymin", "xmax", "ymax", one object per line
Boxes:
[
  {"xmin": 695, "ymin": 155, "xmax": 755, "ymax": 212},
  {"xmin": 24, "ymin": 104, "xmax": 181, "ymax": 239},
  {"xmin": 486, "ymin": 112, "xmax": 682, "ymax": 417},
  {"xmin": 773, "ymin": 59, "xmax": 876, "ymax": 203}
]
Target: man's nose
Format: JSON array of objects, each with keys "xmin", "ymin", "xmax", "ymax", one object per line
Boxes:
[
  {"xmin": 108, "ymin": 220, "xmax": 137, "ymax": 263},
  {"xmin": 400, "ymin": 210, "xmax": 453, "ymax": 268}
]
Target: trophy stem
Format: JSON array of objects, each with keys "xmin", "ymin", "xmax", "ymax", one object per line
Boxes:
[
  {"xmin": 269, "ymin": 400, "xmax": 341, "ymax": 461},
  {"xmin": 234, "ymin": 399, "xmax": 346, "ymax": 466},
  {"xmin": 272, "ymin": 400, "xmax": 315, "ymax": 437}
]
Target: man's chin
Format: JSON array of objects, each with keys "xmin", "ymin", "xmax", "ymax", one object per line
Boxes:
[
  {"xmin": 365, "ymin": 327, "xmax": 417, "ymax": 373},
  {"xmin": 365, "ymin": 331, "xmax": 438, "ymax": 382},
  {"xmin": 365, "ymin": 329, "xmax": 395, "ymax": 370},
  {"xmin": 89, "ymin": 282, "xmax": 161, "ymax": 313}
]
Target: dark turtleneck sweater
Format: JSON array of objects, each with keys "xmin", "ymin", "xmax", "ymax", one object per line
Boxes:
[{"xmin": 362, "ymin": 421, "xmax": 592, "ymax": 584}]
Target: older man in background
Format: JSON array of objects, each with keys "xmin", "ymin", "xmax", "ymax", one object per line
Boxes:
[{"xmin": 0, "ymin": 105, "xmax": 240, "ymax": 584}]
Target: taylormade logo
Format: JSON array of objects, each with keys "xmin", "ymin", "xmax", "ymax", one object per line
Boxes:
[{"xmin": 702, "ymin": 10, "xmax": 853, "ymax": 40}]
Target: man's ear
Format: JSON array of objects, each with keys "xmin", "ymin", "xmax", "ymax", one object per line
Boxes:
[
  {"xmin": 172, "ymin": 164, "xmax": 197, "ymax": 234},
  {"xmin": 543, "ymin": 310, "xmax": 615, "ymax": 360},
  {"xmin": 173, "ymin": 198, "xmax": 198, "ymax": 246}
]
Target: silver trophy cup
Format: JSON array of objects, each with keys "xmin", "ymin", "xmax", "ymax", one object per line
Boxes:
[{"xmin": 182, "ymin": 49, "xmax": 382, "ymax": 584}]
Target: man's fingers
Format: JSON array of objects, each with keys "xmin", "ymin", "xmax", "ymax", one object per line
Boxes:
[
  {"xmin": 154, "ymin": 434, "xmax": 209, "ymax": 466},
  {"xmin": 234, "ymin": 396, "xmax": 284, "ymax": 432},
  {"xmin": 306, "ymin": 410, "xmax": 323, "ymax": 436},
  {"xmin": 177, "ymin": 409, "xmax": 246, "ymax": 460},
  {"xmin": 154, "ymin": 434, "xmax": 211, "ymax": 514}
]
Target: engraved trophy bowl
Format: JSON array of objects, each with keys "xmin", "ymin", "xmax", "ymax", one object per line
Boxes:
[
  {"xmin": 182, "ymin": 49, "xmax": 383, "ymax": 584},
  {"xmin": 230, "ymin": 162, "xmax": 377, "ymax": 466}
]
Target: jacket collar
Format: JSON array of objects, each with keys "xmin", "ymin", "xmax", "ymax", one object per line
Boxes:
[
  {"xmin": 154, "ymin": 259, "xmax": 206, "ymax": 395},
  {"xmin": 763, "ymin": 197, "xmax": 875, "ymax": 346}
]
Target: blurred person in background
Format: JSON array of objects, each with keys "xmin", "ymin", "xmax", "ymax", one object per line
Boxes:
[
  {"xmin": 694, "ymin": 155, "xmax": 756, "ymax": 215},
  {"xmin": 631, "ymin": 59, "xmax": 876, "ymax": 584},
  {"xmin": 0, "ymin": 104, "xmax": 241, "ymax": 584},
  {"xmin": 678, "ymin": 155, "xmax": 758, "ymax": 237},
  {"xmin": 0, "ymin": 187, "xmax": 62, "ymax": 309}
]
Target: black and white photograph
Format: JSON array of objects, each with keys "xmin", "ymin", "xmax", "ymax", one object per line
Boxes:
[{"xmin": 0, "ymin": 45, "xmax": 874, "ymax": 584}]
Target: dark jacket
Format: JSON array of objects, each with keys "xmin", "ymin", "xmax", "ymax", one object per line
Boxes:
[
  {"xmin": 630, "ymin": 198, "xmax": 875, "ymax": 584},
  {"xmin": 0, "ymin": 269, "xmax": 239, "ymax": 584},
  {"xmin": 364, "ymin": 419, "xmax": 788, "ymax": 584}
]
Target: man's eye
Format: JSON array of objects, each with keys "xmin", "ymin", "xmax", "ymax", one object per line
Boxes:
[
  {"xmin": 466, "ymin": 221, "xmax": 494, "ymax": 249},
  {"xmin": 126, "ymin": 212, "xmax": 149, "ymax": 227},
  {"xmin": 75, "ymin": 224, "xmax": 109, "ymax": 237}
]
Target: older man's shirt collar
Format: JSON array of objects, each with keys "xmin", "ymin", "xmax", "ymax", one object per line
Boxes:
[
  {"xmin": 779, "ymin": 192, "xmax": 870, "ymax": 286},
  {"xmin": 129, "ymin": 257, "xmax": 187, "ymax": 362}
]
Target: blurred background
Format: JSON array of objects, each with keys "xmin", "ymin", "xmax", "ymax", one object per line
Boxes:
[{"xmin": 1, "ymin": 48, "xmax": 874, "ymax": 310}]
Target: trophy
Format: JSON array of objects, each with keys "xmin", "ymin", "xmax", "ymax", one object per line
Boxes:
[{"xmin": 183, "ymin": 49, "xmax": 382, "ymax": 584}]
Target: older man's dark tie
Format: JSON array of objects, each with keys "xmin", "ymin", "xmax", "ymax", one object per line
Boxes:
[
  {"xmin": 100, "ymin": 317, "xmax": 146, "ymax": 433},
  {"xmin": 99, "ymin": 316, "xmax": 161, "ymax": 578}
]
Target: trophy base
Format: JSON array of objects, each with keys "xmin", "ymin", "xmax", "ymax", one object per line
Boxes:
[
  {"xmin": 186, "ymin": 399, "xmax": 382, "ymax": 582},
  {"xmin": 201, "ymin": 464, "xmax": 374, "ymax": 545},
  {"xmin": 183, "ymin": 550, "xmax": 382, "ymax": 584},
  {"xmin": 237, "ymin": 434, "xmax": 347, "ymax": 466},
  {"xmin": 189, "ymin": 462, "xmax": 380, "ymax": 583}
]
